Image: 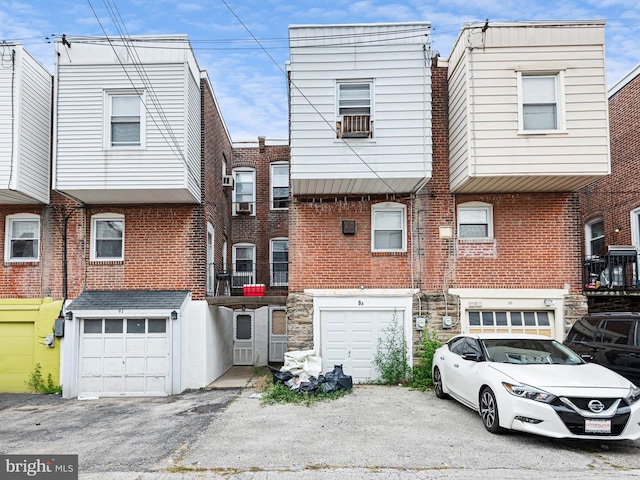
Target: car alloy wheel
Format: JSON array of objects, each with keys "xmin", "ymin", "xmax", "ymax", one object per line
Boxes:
[
  {"xmin": 480, "ymin": 387, "xmax": 502, "ymax": 433},
  {"xmin": 433, "ymin": 367, "xmax": 449, "ymax": 399}
]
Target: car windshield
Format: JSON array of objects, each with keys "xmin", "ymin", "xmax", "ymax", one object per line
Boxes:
[{"xmin": 481, "ymin": 338, "xmax": 584, "ymax": 365}]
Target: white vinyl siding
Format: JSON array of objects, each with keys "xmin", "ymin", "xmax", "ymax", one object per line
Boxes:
[
  {"xmin": 0, "ymin": 45, "xmax": 51, "ymax": 204},
  {"xmin": 53, "ymin": 36, "xmax": 202, "ymax": 204},
  {"xmin": 448, "ymin": 22, "xmax": 609, "ymax": 193},
  {"xmin": 289, "ymin": 23, "xmax": 432, "ymax": 195}
]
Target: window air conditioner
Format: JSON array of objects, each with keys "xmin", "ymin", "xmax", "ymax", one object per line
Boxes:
[
  {"xmin": 338, "ymin": 114, "xmax": 372, "ymax": 138},
  {"xmin": 222, "ymin": 175, "xmax": 234, "ymax": 188},
  {"xmin": 236, "ymin": 202, "xmax": 252, "ymax": 214}
]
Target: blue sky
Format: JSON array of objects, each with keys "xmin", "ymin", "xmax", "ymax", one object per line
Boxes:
[{"xmin": 2, "ymin": 0, "xmax": 640, "ymax": 141}]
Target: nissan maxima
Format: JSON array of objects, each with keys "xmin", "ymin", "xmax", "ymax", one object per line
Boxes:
[{"xmin": 432, "ymin": 333, "xmax": 640, "ymax": 439}]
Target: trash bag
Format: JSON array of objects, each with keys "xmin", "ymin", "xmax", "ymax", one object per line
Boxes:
[
  {"xmin": 298, "ymin": 375, "xmax": 326, "ymax": 394},
  {"xmin": 320, "ymin": 364, "xmax": 352, "ymax": 393},
  {"xmin": 269, "ymin": 365, "xmax": 294, "ymax": 385}
]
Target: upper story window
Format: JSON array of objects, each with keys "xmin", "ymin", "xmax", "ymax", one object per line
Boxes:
[
  {"xmin": 91, "ymin": 213, "xmax": 124, "ymax": 261},
  {"xmin": 233, "ymin": 168, "xmax": 255, "ymax": 215},
  {"xmin": 372, "ymin": 202, "xmax": 406, "ymax": 252},
  {"xmin": 458, "ymin": 202, "xmax": 493, "ymax": 239},
  {"xmin": 4, "ymin": 213, "xmax": 40, "ymax": 262},
  {"xmin": 586, "ymin": 218, "xmax": 605, "ymax": 256},
  {"xmin": 106, "ymin": 91, "xmax": 144, "ymax": 148},
  {"xmin": 271, "ymin": 238, "xmax": 289, "ymax": 286},
  {"xmin": 271, "ymin": 163, "xmax": 289, "ymax": 209},
  {"xmin": 337, "ymin": 81, "xmax": 372, "ymax": 138},
  {"xmin": 519, "ymin": 72, "xmax": 565, "ymax": 133}
]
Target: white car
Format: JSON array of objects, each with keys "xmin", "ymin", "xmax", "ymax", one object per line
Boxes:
[{"xmin": 432, "ymin": 333, "xmax": 640, "ymax": 439}]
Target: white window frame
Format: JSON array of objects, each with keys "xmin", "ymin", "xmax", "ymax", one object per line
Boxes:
[
  {"xmin": 458, "ymin": 202, "xmax": 493, "ymax": 239},
  {"xmin": 4, "ymin": 213, "xmax": 40, "ymax": 262},
  {"xmin": 517, "ymin": 71, "xmax": 566, "ymax": 134},
  {"xmin": 104, "ymin": 90, "xmax": 145, "ymax": 149},
  {"xmin": 270, "ymin": 238, "xmax": 289, "ymax": 286},
  {"xmin": 207, "ymin": 223, "xmax": 214, "ymax": 295},
  {"xmin": 90, "ymin": 213, "xmax": 125, "ymax": 261},
  {"xmin": 232, "ymin": 168, "xmax": 256, "ymax": 215},
  {"xmin": 232, "ymin": 243, "xmax": 256, "ymax": 288},
  {"xmin": 371, "ymin": 202, "xmax": 407, "ymax": 253},
  {"xmin": 271, "ymin": 162, "xmax": 289, "ymax": 210},
  {"xmin": 336, "ymin": 81, "xmax": 373, "ymax": 118},
  {"xmin": 585, "ymin": 217, "xmax": 605, "ymax": 257},
  {"xmin": 222, "ymin": 240, "xmax": 228, "ymax": 273},
  {"xmin": 631, "ymin": 208, "xmax": 640, "ymax": 252}
]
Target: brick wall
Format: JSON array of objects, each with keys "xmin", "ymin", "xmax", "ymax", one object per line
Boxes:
[
  {"xmin": 232, "ymin": 137, "xmax": 289, "ymax": 291},
  {"xmin": 580, "ymin": 71, "xmax": 640, "ymax": 248}
]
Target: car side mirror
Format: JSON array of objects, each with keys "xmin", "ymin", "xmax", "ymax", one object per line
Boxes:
[
  {"xmin": 462, "ymin": 353, "xmax": 481, "ymax": 362},
  {"xmin": 580, "ymin": 354, "xmax": 594, "ymax": 362}
]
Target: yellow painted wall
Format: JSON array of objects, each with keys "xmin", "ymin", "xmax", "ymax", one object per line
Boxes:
[{"xmin": 0, "ymin": 298, "xmax": 63, "ymax": 392}]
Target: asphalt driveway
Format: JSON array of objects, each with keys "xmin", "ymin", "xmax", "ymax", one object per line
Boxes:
[{"xmin": 1, "ymin": 385, "xmax": 640, "ymax": 479}]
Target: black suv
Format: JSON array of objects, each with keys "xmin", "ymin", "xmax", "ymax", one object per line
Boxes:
[{"xmin": 564, "ymin": 312, "xmax": 640, "ymax": 386}]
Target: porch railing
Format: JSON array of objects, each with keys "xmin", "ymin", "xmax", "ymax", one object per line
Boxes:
[
  {"xmin": 583, "ymin": 247, "xmax": 639, "ymax": 293},
  {"xmin": 207, "ymin": 262, "xmax": 288, "ymax": 296}
]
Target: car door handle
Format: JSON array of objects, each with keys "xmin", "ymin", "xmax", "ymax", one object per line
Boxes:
[{"xmin": 453, "ymin": 363, "xmax": 459, "ymax": 368}]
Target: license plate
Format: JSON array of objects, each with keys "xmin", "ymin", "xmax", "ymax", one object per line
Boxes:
[{"xmin": 585, "ymin": 419, "xmax": 611, "ymax": 434}]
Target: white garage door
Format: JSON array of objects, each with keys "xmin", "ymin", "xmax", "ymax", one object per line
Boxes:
[
  {"xmin": 320, "ymin": 309, "xmax": 403, "ymax": 383},
  {"xmin": 79, "ymin": 318, "xmax": 170, "ymax": 397}
]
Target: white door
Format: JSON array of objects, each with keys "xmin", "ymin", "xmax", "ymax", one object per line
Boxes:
[
  {"xmin": 269, "ymin": 308, "xmax": 287, "ymax": 362},
  {"xmin": 78, "ymin": 318, "xmax": 170, "ymax": 397},
  {"xmin": 320, "ymin": 309, "xmax": 403, "ymax": 383},
  {"xmin": 234, "ymin": 312, "xmax": 254, "ymax": 365}
]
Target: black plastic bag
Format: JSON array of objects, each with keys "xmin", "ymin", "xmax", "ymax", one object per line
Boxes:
[
  {"xmin": 269, "ymin": 365, "xmax": 294, "ymax": 385},
  {"xmin": 298, "ymin": 375, "xmax": 326, "ymax": 394},
  {"xmin": 321, "ymin": 364, "xmax": 352, "ymax": 393}
]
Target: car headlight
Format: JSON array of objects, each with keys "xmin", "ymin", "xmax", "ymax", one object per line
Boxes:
[
  {"xmin": 502, "ymin": 382, "xmax": 556, "ymax": 403},
  {"xmin": 627, "ymin": 385, "xmax": 640, "ymax": 405}
]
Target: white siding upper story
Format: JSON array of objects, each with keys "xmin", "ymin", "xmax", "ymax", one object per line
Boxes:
[
  {"xmin": 53, "ymin": 35, "xmax": 202, "ymax": 204},
  {"xmin": 288, "ymin": 23, "xmax": 433, "ymax": 196},
  {"xmin": 448, "ymin": 21, "xmax": 610, "ymax": 193},
  {"xmin": 0, "ymin": 44, "xmax": 52, "ymax": 204}
]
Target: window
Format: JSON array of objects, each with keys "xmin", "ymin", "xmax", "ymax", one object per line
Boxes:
[
  {"xmin": 232, "ymin": 244, "xmax": 255, "ymax": 288},
  {"xmin": 519, "ymin": 72, "xmax": 564, "ymax": 132},
  {"xmin": 338, "ymin": 82, "xmax": 371, "ymax": 116},
  {"xmin": 586, "ymin": 218, "xmax": 605, "ymax": 256},
  {"xmin": 372, "ymin": 202, "xmax": 406, "ymax": 252},
  {"xmin": 4, "ymin": 213, "xmax": 40, "ymax": 262},
  {"xmin": 271, "ymin": 163, "xmax": 289, "ymax": 209},
  {"xmin": 207, "ymin": 223, "xmax": 214, "ymax": 294},
  {"xmin": 337, "ymin": 81, "xmax": 372, "ymax": 138},
  {"xmin": 458, "ymin": 203, "xmax": 493, "ymax": 239},
  {"xmin": 106, "ymin": 92, "xmax": 144, "ymax": 148},
  {"xmin": 91, "ymin": 213, "xmax": 124, "ymax": 261},
  {"xmin": 271, "ymin": 238, "xmax": 289, "ymax": 286},
  {"xmin": 233, "ymin": 168, "xmax": 255, "ymax": 215}
]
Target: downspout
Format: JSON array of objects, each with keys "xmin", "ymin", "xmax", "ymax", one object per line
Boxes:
[{"xmin": 8, "ymin": 48, "xmax": 16, "ymax": 190}]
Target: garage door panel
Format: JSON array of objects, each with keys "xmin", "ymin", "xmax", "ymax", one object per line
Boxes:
[
  {"xmin": 102, "ymin": 377, "xmax": 123, "ymax": 392},
  {"xmin": 147, "ymin": 338, "xmax": 167, "ymax": 354},
  {"xmin": 104, "ymin": 338, "xmax": 124, "ymax": 354},
  {"xmin": 126, "ymin": 357, "xmax": 146, "ymax": 374},
  {"xmin": 81, "ymin": 357, "xmax": 103, "ymax": 375},
  {"xmin": 103, "ymin": 358, "xmax": 125, "ymax": 375},
  {"xmin": 125, "ymin": 337, "xmax": 146, "ymax": 354}
]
